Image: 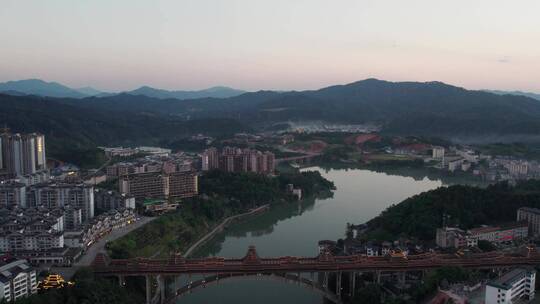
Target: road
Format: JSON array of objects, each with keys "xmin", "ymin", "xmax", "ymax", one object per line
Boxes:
[
  {"xmin": 46, "ymin": 216, "xmax": 155, "ymax": 280},
  {"xmin": 182, "ymin": 205, "xmax": 269, "ymax": 258},
  {"xmin": 76, "ymin": 216, "xmax": 156, "ymax": 266}
]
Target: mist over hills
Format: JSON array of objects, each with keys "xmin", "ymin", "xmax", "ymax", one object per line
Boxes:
[{"xmin": 3, "ymin": 78, "xmax": 540, "ymax": 150}]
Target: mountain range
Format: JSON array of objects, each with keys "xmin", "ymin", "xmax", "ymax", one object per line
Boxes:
[
  {"xmin": 3, "ymin": 78, "xmax": 540, "ymax": 152},
  {"xmin": 127, "ymin": 85, "xmax": 245, "ymax": 99},
  {"xmin": 0, "ymin": 79, "xmax": 246, "ymax": 99},
  {"xmin": 0, "ymin": 79, "xmax": 87, "ymax": 98},
  {"xmin": 484, "ymin": 90, "xmax": 540, "ymax": 101}
]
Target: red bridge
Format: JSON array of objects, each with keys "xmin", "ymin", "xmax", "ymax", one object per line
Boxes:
[{"xmin": 93, "ymin": 246, "xmax": 540, "ymax": 304}]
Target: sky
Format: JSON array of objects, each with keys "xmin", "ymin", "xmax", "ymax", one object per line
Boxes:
[{"xmin": 1, "ymin": 0, "xmax": 539, "ymax": 92}]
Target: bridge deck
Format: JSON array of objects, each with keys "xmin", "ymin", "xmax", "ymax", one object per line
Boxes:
[{"xmin": 94, "ymin": 250, "xmax": 540, "ymax": 276}]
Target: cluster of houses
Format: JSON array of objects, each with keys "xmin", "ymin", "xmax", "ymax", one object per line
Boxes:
[
  {"xmin": 391, "ymin": 141, "xmax": 540, "ymax": 183},
  {"xmin": 436, "ymin": 207, "xmax": 540, "ymax": 250}
]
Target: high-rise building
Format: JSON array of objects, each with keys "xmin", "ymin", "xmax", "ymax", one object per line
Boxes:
[
  {"xmin": 0, "ymin": 130, "xmax": 47, "ymax": 178},
  {"xmin": 200, "ymin": 147, "xmax": 275, "ymax": 174}
]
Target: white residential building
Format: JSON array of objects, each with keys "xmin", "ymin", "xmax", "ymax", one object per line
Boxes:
[
  {"xmin": 485, "ymin": 268, "xmax": 535, "ymax": 304},
  {"xmin": 0, "ymin": 259, "xmax": 37, "ymax": 302},
  {"xmin": 518, "ymin": 207, "xmax": 540, "ymax": 236},
  {"xmin": 432, "ymin": 146, "xmax": 445, "ymax": 159}
]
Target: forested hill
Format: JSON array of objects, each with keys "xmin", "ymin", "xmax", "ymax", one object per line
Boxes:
[
  {"xmin": 4, "ymin": 79, "xmax": 540, "ymax": 150},
  {"xmin": 365, "ymin": 180, "xmax": 540, "ymax": 241},
  {"xmin": 75, "ymin": 79, "xmax": 540, "ymax": 140},
  {"xmin": 0, "ymin": 93, "xmax": 249, "ymax": 155}
]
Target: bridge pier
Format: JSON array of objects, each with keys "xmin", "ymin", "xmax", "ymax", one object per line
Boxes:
[
  {"xmin": 159, "ymin": 275, "xmax": 165, "ymax": 304},
  {"xmin": 117, "ymin": 275, "xmax": 125, "ymax": 287},
  {"xmin": 145, "ymin": 275, "xmax": 152, "ymax": 304},
  {"xmin": 375, "ymin": 270, "xmax": 381, "ymax": 284},
  {"xmin": 323, "ymin": 272, "xmax": 329, "ymax": 290},
  {"xmin": 351, "ymin": 272, "xmax": 356, "ymax": 297},
  {"xmin": 398, "ymin": 272, "xmax": 406, "ymax": 286},
  {"xmin": 336, "ymin": 271, "xmax": 342, "ymax": 298}
]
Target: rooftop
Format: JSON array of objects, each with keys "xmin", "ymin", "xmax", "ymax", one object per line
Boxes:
[
  {"xmin": 487, "ymin": 268, "xmax": 534, "ymax": 290},
  {"xmin": 519, "ymin": 207, "xmax": 540, "ymax": 215}
]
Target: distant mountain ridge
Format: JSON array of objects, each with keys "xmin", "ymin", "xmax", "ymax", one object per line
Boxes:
[
  {"xmin": 0, "ymin": 79, "xmax": 86, "ymax": 98},
  {"xmin": 75, "ymin": 86, "xmax": 104, "ymax": 96},
  {"xmin": 0, "ymin": 79, "xmax": 246, "ymax": 99},
  {"xmin": 484, "ymin": 90, "xmax": 540, "ymax": 101},
  {"xmin": 4, "ymin": 78, "xmax": 540, "ymax": 143},
  {"xmin": 125, "ymin": 85, "xmax": 246, "ymax": 99}
]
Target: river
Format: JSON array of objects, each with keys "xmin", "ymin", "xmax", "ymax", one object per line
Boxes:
[{"xmin": 174, "ymin": 166, "xmax": 445, "ymax": 303}]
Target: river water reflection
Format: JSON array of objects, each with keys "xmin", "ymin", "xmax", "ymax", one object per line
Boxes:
[{"xmin": 176, "ymin": 167, "xmax": 444, "ymax": 303}]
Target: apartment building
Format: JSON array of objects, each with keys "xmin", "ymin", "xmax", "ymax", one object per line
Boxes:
[
  {"xmin": 94, "ymin": 189, "xmax": 135, "ymax": 211},
  {"xmin": 517, "ymin": 207, "xmax": 540, "ymax": 236},
  {"xmin": 119, "ymin": 172, "xmax": 166, "ymax": 199},
  {"xmin": 168, "ymin": 171, "xmax": 198, "ymax": 199},
  {"xmin": 119, "ymin": 171, "xmax": 198, "ymax": 200},
  {"xmin": 485, "ymin": 268, "xmax": 535, "ymax": 304},
  {"xmin": 26, "ymin": 183, "xmax": 94, "ymax": 221},
  {"xmin": 0, "ymin": 181, "xmax": 26, "ymax": 209},
  {"xmin": 201, "ymin": 147, "xmax": 275, "ymax": 174},
  {"xmin": 0, "ymin": 259, "xmax": 37, "ymax": 302},
  {"xmin": 0, "ymin": 131, "xmax": 47, "ymax": 178}
]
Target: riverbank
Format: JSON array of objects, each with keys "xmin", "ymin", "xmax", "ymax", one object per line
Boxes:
[
  {"xmin": 183, "ymin": 204, "xmax": 269, "ymax": 257},
  {"xmin": 107, "ymin": 170, "xmax": 335, "ymax": 259}
]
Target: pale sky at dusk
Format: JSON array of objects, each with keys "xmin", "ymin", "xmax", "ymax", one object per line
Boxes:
[{"xmin": 1, "ymin": 0, "xmax": 539, "ymax": 92}]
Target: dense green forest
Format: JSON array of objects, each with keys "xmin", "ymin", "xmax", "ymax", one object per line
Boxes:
[
  {"xmin": 0, "ymin": 93, "xmax": 249, "ymax": 164},
  {"xmin": 365, "ymin": 180, "xmax": 540, "ymax": 240},
  {"xmin": 108, "ymin": 170, "xmax": 335, "ymax": 258}
]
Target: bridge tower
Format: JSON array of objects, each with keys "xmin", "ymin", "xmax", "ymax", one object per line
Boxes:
[{"xmin": 242, "ymin": 245, "xmax": 261, "ymax": 264}]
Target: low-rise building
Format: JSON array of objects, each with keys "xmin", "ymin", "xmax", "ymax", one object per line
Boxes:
[
  {"xmin": 447, "ymin": 157, "xmax": 464, "ymax": 172},
  {"xmin": 485, "ymin": 268, "xmax": 535, "ymax": 304},
  {"xmin": 468, "ymin": 222, "xmax": 528, "ymax": 244},
  {"xmin": 0, "ymin": 259, "xmax": 37, "ymax": 302},
  {"xmin": 0, "ymin": 208, "xmax": 79, "ymax": 265},
  {"xmin": 142, "ymin": 199, "xmax": 178, "ymax": 214},
  {"xmin": 79, "ymin": 208, "xmax": 136, "ymax": 248},
  {"xmin": 436, "ymin": 227, "xmax": 478, "ymax": 249}
]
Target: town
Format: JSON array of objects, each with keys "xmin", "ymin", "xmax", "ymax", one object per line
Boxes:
[
  {"xmin": 0, "ymin": 128, "xmax": 294, "ymax": 302},
  {"xmin": 2, "ymin": 126, "xmax": 540, "ymax": 304}
]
